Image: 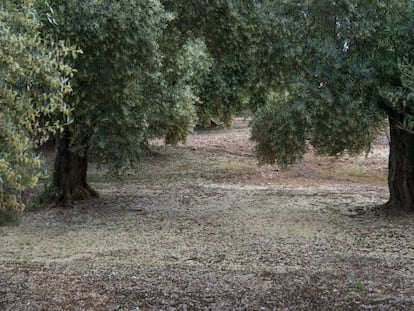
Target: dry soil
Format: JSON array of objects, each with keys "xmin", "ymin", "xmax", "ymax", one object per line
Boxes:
[{"xmin": 1, "ymin": 119, "xmax": 414, "ymax": 310}]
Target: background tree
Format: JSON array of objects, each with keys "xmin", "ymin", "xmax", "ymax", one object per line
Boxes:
[
  {"xmin": 162, "ymin": 0, "xmax": 258, "ymax": 127},
  {"xmin": 251, "ymin": 0, "xmax": 414, "ymax": 210},
  {"xmin": 152, "ymin": 34, "xmax": 212, "ymax": 144},
  {"xmin": 0, "ymin": 1, "xmax": 75, "ymax": 213},
  {"xmin": 38, "ymin": 0, "xmax": 212, "ymax": 206}
]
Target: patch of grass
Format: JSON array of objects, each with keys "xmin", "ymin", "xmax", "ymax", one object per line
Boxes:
[
  {"xmin": 326, "ymin": 206, "xmax": 341, "ymax": 215},
  {"xmin": 319, "ymin": 167, "xmax": 386, "ymax": 186},
  {"xmin": 346, "ymin": 170, "xmax": 387, "ymax": 185},
  {"xmin": 354, "ymin": 277, "xmax": 363, "ymax": 290},
  {"xmin": 349, "ymin": 166, "xmax": 366, "ymax": 177},
  {"xmin": 0, "ymin": 210, "xmax": 20, "ymax": 226}
]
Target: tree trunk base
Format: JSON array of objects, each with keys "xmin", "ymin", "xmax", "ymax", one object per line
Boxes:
[
  {"xmin": 382, "ymin": 200, "xmax": 414, "ymax": 214},
  {"xmin": 52, "ymin": 130, "xmax": 98, "ymax": 208},
  {"xmin": 61, "ymin": 184, "xmax": 99, "ymax": 208},
  {"xmin": 386, "ymin": 116, "xmax": 414, "ymax": 211}
]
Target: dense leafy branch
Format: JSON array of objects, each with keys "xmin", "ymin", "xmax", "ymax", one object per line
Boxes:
[{"xmin": 0, "ymin": 1, "xmax": 76, "ymax": 212}]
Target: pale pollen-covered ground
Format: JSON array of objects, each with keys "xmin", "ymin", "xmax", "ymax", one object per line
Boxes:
[{"xmin": 1, "ymin": 119, "xmax": 414, "ymax": 310}]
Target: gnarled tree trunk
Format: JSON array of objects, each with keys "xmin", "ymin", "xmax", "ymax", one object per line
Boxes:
[
  {"xmin": 385, "ymin": 116, "xmax": 414, "ymax": 210},
  {"xmin": 52, "ymin": 130, "xmax": 98, "ymax": 207}
]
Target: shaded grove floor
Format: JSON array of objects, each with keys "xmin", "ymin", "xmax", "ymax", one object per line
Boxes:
[{"xmin": 2, "ymin": 119, "xmax": 414, "ymax": 310}]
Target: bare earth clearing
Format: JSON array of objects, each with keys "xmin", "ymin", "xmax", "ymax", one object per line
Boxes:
[{"xmin": 2, "ymin": 119, "xmax": 414, "ymax": 310}]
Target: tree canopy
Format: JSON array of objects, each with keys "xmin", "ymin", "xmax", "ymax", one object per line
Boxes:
[
  {"xmin": 0, "ymin": 1, "xmax": 75, "ymax": 212},
  {"xmin": 2, "ymin": 0, "xmax": 414, "ymax": 212},
  {"xmin": 162, "ymin": 0, "xmax": 259, "ymax": 126},
  {"xmin": 250, "ymin": 0, "xmax": 414, "ymax": 209},
  {"xmin": 32, "ymin": 0, "xmax": 219, "ymax": 205}
]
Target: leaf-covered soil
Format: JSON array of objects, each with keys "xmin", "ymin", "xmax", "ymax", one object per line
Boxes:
[{"xmin": 2, "ymin": 119, "xmax": 414, "ymax": 310}]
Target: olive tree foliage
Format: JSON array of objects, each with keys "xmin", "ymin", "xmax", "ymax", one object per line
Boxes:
[
  {"xmin": 152, "ymin": 36, "xmax": 212, "ymax": 145},
  {"xmin": 0, "ymin": 1, "xmax": 75, "ymax": 212},
  {"xmin": 393, "ymin": 61, "xmax": 414, "ymax": 124},
  {"xmin": 162, "ymin": 0, "xmax": 259, "ymax": 127},
  {"xmin": 251, "ymin": 0, "xmax": 412, "ymax": 165},
  {"xmin": 39, "ymin": 0, "xmax": 213, "ymax": 158},
  {"xmin": 37, "ymin": 1, "xmax": 167, "ymax": 166},
  {"xmin": 251, "ymin": 0, "xmax": 414, "ymax": 209},
  {"xmin": 33, "ymin": 0, "xmax": 214, "ymax": 205}
]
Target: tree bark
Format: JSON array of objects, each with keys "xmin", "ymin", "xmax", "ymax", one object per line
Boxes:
[
  {"xmin": 52, "ymin": 130, "xmax": 98, "ymax": 207},
  {"xmin": 385, "ymin": 116, "xmax": 414, "ymax": 210}
]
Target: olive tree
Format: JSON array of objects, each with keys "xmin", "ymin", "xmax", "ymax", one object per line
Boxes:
[
  {"xmin": 251, "ymin": 0, "xmax": 414, "ymax": 210},
  {"xmin": 0, "ymin": 1, "xmax": 75, "ymax": 212},
  {"xmin": 162, "ymin": 0, "xmax": 259, "ymax": 126},
  {"xmin": 37, "ymin": 0, "xmax": 211, "ymax": 206}
]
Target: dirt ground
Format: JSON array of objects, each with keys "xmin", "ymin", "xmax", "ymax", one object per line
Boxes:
[{"xmin": 2, "ymin": 118, "xmax": 414, "ymax": 310}]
